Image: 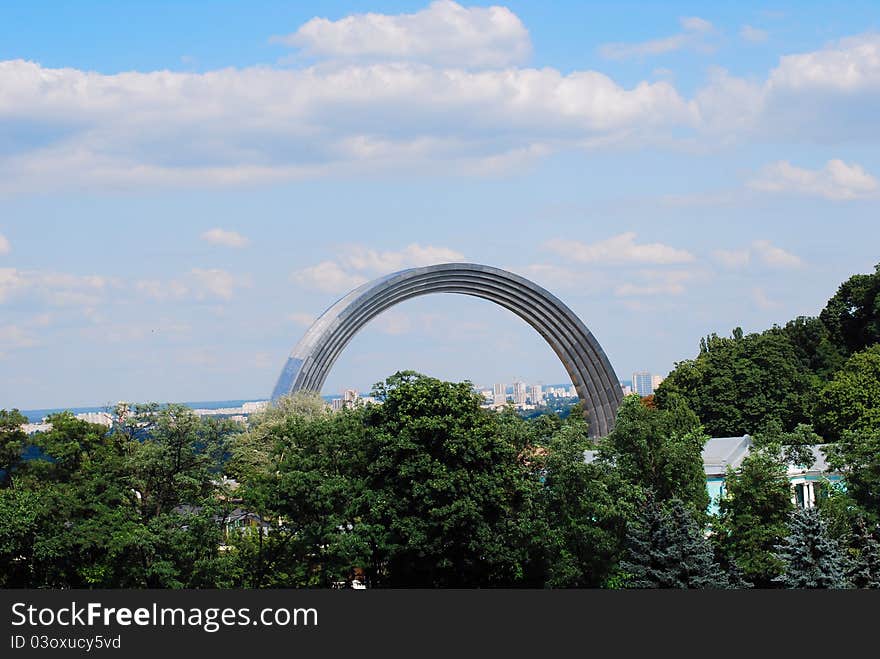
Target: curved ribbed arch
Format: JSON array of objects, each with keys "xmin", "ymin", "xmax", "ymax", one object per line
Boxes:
[{"xmin": 272, "ymin": 263, "xmax": 622, "ymax": 437}]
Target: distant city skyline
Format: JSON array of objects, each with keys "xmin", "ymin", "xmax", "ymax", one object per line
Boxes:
[{"xmin": 2, "ymin": 1, "xmax": 879, "ymax": 409}]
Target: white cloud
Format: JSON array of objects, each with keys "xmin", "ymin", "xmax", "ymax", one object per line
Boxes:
[
  {"xmin": 0, "ymin": 58, "xmax": 690, "ymax": 193},
  {"xmin": 292, "ymin": 243, "xmax": 465, "ymax": 295},
  {"xmin": 291, "ymin": 261, "xmax": 369, "ymax": 294},
  {"xmin": 714, "ymin": 240, "xmax": 803, "ymax": 269},
  {"xmin": 0, "ymin": 267, "xmax": 110, "ymax": 306},
  {"xmin": 0, "ymin": 233, "xmax": 10, "ymax": 255},
  {"xmin": 768, "ymin": 34, "xmax": 880, "ymax": 92},
  {"xmin": 201, "ymin": 228, "xmax": 249, "ymax": 248},
  {"xmin": 272, "ymin": 1, "xmax": 531, "ymax": 68},
  {"xmin": 0, "ymin": 324, "xmax": 38, "ymax": 356},
  {"xmin": 1, "ymin": 22, "xmax": 880, "ymax": 192},
  {"xmin": 341, "ymin": 243, "xmax": 465, "ymax": 272},
  {"xmin": 712, "ymin": 248, "xmax": 751, "ymax": 268},
  {"xmin": 287, "ymin": 312, "xmax": 316, "ymax": 327},
  {"xmin": 752, "ymin": 240, "xmax": 803, "ymax": 268},
  {"xmin": 135, "ymin": 279, "xmax": 190, "ymax": 301},
  {"xmin": 752, "ymin": 287, "xmax": 779, "ymax": 310},
  {"xmin": 545, "ymin": 232, "xmax": 695, "ymax": 266},
  {"xmin": 614, "ymin": 270, "xmax": 696, "ymax": 297},
  {"xmin": 189, "ymin": 268, "xmax": 251, "ymax": 300},
  {"xmin": 599, "ymin": 16, "xmax": 715, "ymax": 60},
  {"xmin": 748, "ymin": 159, "xmax": 878, "ymax": 200},
  {"xmin": 740, "ymin": 25, "xmax": 769, "ymax": 43},
  {"xmin": 373, "ymin": 311, "xmax": 413, "ymax": 336}
]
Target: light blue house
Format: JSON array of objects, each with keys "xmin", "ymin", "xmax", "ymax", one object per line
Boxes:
[
  {"xmin": 585, "ymin": 435, "xmax": 843, "ymax": 515},
  {"xmin": 702, "ymin": 435, "xmax": 843, "ymax": 514}
]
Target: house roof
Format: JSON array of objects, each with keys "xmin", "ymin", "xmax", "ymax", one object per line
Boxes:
[
  {"xmin": 702, "ymin": 435, "xmax": 753, "ymax": 478},
  {"xmin": 583, "ymin": 434, "xmax": 838, "ymax": 479}
]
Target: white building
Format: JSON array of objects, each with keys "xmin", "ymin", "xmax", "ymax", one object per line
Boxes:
[
  {"xmin": 528, "ymin": 384, "xmax": 544, "ymax": 405},
  {"xmin": 75, "ymin": 411, "xmax": 113, "ymax": 427},
  {"xmin": 493, "ymin": 383, "xmax": 507, "ymax": 406},
  {"xmin": 512, "ymin": 381, "xmax": 527, "ymax": 405}
]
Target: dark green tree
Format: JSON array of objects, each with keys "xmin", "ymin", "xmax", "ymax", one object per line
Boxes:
[
  {"xmin": 777, "ymin": 316, "xmax": 845, "ymax": 380},
  {"xmin": 824, "ymin": 428, "xmax": 880, "ymax": 523},
  {"xmin": 358, "ymin": 372, "xmax": 543, "ymax": 587},
  {"xmin": 715, "ymin": 449, "xmax": 793, "ymax": 587},
  {"xmin": 819, "ymin": 263, "xmax": 880, "ymax": 356},
  {"xmin": 774, "ymin": 508, "xmax": 849, "ymax": 589},
  {"xmin": 598, "ymin": 394, "xmax": 709, "ymax": 518},
  {"xmin": 844, "ymin": 519, "xmax": 880, "ymax": 589},
  {"xmin": 620, "ymin": 498, "xmax": 730, "ymax": 588},
  {"xmin": 814, "ymin": 345, "xmax": 880, "ymax": 441},
  {"xmin": 0, "ymin": 409, "xmax": 28, "ymax": 488},
  {"xmin": 656, "ymin": 329, "xmax": 814, "ymax": 436},
  {"xmin": 541, "ymin": 418, "xmax": 636, "ymax": 587}
]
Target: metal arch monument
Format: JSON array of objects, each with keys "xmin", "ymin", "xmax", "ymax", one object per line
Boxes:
[{"xmin": 271, "ymin": 263, "xmax": 623, "ymax": 437}]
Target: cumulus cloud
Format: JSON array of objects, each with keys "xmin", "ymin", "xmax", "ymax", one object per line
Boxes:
[
  {"xmin": 748, "ymin": 159, "xmax": 878, "ymax": 200},
  {"xmin": 614, "ymin": 270, "xmax": 697, "ymax": 297},
  {"xmin": 599, "ymin": 16, "xmax": 715, "ymax": 60},
  {"xmin": 768, "ymin": 34, "xmax": 880, "ymax": 92},
  {"xmin": 0, "ymin": 233, "xmax": 10, "ymax": 255},
  {"xmin": 340, "ymin": 243, "xmax": 464, "ymax": 272},
  {"xmin": 0, "ymin": 324, "xmax": 38, "ymax": 357},
  {"xmin": 291, "ymin": 243, "xmax": 464, "ymax": 295},
  {"xmin": 201, "ymin": 228, "xmax": 249, "ymax": 248},
  {"xmin": 287, "ymin": 312, "xmax": 317, "ymax": 327},
  {"xmin": 1, "ymin": 19, "xmax": 880, "ymax": 192},
  {"xmin": 291, "ymin": 261, "xmax": 369, "ymax": 294},
  {"xmin": 0, "ymin": 267, "xmax": 111, "ymax": 306},
  {"xmin": 545, "ymin": 233, "xmax": 695, "ymax": 266},
  {"xmin": 189, "ymin": 268, "xmax": 251, "ymax": 300},
  {"xmin": 135, "ymin": 269, "xmax": 251, "ymax": 301},
  {"xmin": 752, "ymin": 287, "xmax": 779, "ymax": 310},
  {"xmin": 135, "ymin": 279, "xmax": 190, "ymax": 301},
  {"xmin": 714, "ymin": 240, "xmax": 803, "ymax": 269},
  {"xmin": 0, "ymin": 57, "xmax": 690, "ymax": 192},
  {"xmin": 740, "ymin": 25, "xmax": 769, "ymax": 43},
  {"xmin": 273, "ymin": 1, "xmax": 531, "ymax": 68}
]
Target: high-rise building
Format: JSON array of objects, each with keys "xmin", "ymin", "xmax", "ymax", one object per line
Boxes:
[
  {"xmin": 512, "ymin": 381, "xmax": 527, "ymax": 405},
  {"xmin": 493, "ymin": 383, "xmax": 506, "ymax": 406},
  {"xmin": 632, "ymin": 371, "xmax": 654, "ymax": 396},
  {"xmin": 528, "ymin": 384, "xmax": 544, "ymax": 405},
  {"xmin": 651, "ymin": 374, "xmax": 665, "ymax": 392}
]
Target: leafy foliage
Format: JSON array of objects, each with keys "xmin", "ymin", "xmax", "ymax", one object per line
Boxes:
[
  {"xmin": 714, "ymin": 449, "xmax": 793, "ymax": 587},
  {"xmin": 598, "ymin": 394, "xmax": 709, "ymax": 517},
  {"xmin": 819, "ymin": 263, "xmax": 880, "ymax": 356},
  {"xmin": 814, "ymin": 345, "xmax": 880, "ymax": 441},
  {"xmin": 655, "ymin": 330, "xmax": 814, "ymax": 437}
]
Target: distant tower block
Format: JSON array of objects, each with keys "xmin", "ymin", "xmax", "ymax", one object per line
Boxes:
[{"xmin": 272, "ymin": 263, "xmax": 623, "ymax": 437}]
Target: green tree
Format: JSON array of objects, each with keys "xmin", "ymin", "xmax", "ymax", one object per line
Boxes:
[
  {"xmin": 715, "ymin": 449, "xmax": 793, "ymax": 587},
  {"xmin": 844, "ymin": 519, "xmax": 880, "ymax": 589},
  {"xmin": 230, "ymin": 403, "xmax": 371, "ymax": 588},
  {"xmin": 819, "ymin": 263, "xmax": 880, "ymax": 356},
  {"xmin": 598, "ymin": 394, "xmax": 709, "ymax": 517},
  {"xmin": 774, "ymin": 508, "xmax": 849, "ymax": 589},
  {"xmin": 814, "ymin": 345, "xmax": 880, "ymax": 441},
  {"xmin": 6, "ymin": 407, "xmax": 239, "ymax": 588},
  {"xmin": 357, "ymin": 372, "xmax": 543, "ymax": 587},
  {"xmin": 541, "ymin": 418, "xmax": 635, "ymax": 587},
  {"xmin": 824, "ymin": 428, "xmax": 880, "ymax": 523},
  {"xmin": 777, "ymin": 316, "xmax": 845, "ymax": 380},
  {"xmin": 620, "ymin": 498, "xmax": 730, "ymax": 588},
  {"xmin": 0, "ymin": 409, "xmax": 28, "ymax": 488},
  {"xmin": 656, "ymin": 329, "xmax": 814, "ymax": 436}
]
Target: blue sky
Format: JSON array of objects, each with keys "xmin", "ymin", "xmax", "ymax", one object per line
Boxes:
[{"xmin": 1, "ymin": 1, "xmax": 879, "ymax": 408}]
